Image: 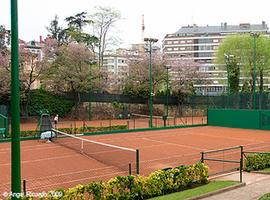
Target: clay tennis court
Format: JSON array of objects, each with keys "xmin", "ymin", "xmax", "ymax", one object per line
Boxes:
[
  {"xmin": 19, "ymin": 116, "xmax": 207, "ymax": 131},
  {"xmin": 1, "ymin": 126, "xmax": 270, "ymax": 194}
]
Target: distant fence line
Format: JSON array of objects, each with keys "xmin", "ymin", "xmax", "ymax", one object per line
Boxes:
[
  {"xmin": 1, "ymin": 92, "xmax": 270, "ymax": 109},
  {"xmin": 61, "ymin": 92, "xmax": 270, "ymax": 109}
]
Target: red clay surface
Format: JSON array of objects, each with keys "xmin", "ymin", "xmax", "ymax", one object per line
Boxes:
[
  {"xmin": 20, "ymin": 116, "xmax": 207, "ymax": 131},
  {"xmin": 1, "ymin": 126, "xmax": 270, "ymax": 195}
]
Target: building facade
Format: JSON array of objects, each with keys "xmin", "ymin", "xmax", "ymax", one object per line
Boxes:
[
  {"xmin": 163, "ymin": 22, "xmax": 269, "ymax": 95},
  {"xmin": 103, "ymin": 54, "xmax": 129, "ymax": 92}
]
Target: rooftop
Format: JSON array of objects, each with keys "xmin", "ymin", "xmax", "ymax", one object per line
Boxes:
[{"xmin": 174, "ymin": 21, "xmax": 268, "ymax": 35}]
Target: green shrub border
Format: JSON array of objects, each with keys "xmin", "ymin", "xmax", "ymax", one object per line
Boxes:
[
  {"xmin": 259, "ymin": 192, "xmax": 270, "ymax": 200},
  {"xmin": 245, "ymin": 153, "xmax": 270, "ymax": 172},
  {"xmin": 22, "ymin": 163, "xmax": 208, "ymax": 200}
]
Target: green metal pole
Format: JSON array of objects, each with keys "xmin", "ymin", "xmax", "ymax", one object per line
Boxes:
[
  {"xmin": 253, "ymin": 36, "xmax": 257, "ymax": 110},
  {"xmin": 149, "ymin": 43, "xmax": 153, "ymax": 128},
  {"xmin": 11, "ymin": 0, "xmax": 21, "ymax": 198},
  {"xmin": 88, "ymin": 65, "xmax": 92, "ymax": 120},
  {"xmin": 166, "ymin": 67, "xmax": 169, "ymax": 117},
  {"xmin": 227, "ymin": 63, "xmax": 230, "ymax": 108}
]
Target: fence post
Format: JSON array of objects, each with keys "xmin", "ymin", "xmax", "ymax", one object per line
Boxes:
[
  {"xmin": 127, "ymin": 120, "xmax": 129, "ymax": 130},
  {"xmin": 136, "ymin": 149, "xmax": 140, "ymax": 175},
  {"xmin": 23, "ymin": 179, "xmax": 26, "ymax": 196},
  {"xmin": 109, "ymin": 119, "xmax": 112, "ymax": 131},
  {"xmin": 129, "ymin": 163, "xmax": 132, "ymax": 175},
  {"xmin": 240, "ymin": 146, "xmax": 243, "ymax": 183},
  {"xmin": 191, "ymin": 109, "xmax": 193, "ymax": 125},
  {"xmin": 201, "ymin": 152, "xmax": 204, "ymax": 163}
]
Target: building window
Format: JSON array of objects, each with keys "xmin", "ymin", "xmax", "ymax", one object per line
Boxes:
[
  {"xmin": 180, "ymin": 47, "xmax": 186, "ymax": 50},
  {"xmin": 167, "ymin": 41, "xmax": 172, "ymax": 44},
  {"xmin": 173, "ymin": 47, "xmax": 179, "ymax": 51},
  {"xmin": 173, "ymin": 41, "xmax": 179, "ymax": 44},
  {"xmin": 167, "ymin": 48, "xmax": 172, "ymax": 51},
  {"xmin": 213, "ymin": 39, "xmax": 219, "ymax": 43},
  {"xmin": 187, "ymin": 40, "xmax": 192, "ymax": 43},
  {"xmin": 198, "ymin": 52, "xmax": 213, "ymax": 57},
  {"xmin": 198, "ymin": 38, "xmax": 212, "ymax": 44},
  {"xmin": 118, "ymin": 59, "xmax": 125, "ymax": 63},
  {"xmin": 180, "ymin": 40, "xmax": 186, "ymax": 44}
]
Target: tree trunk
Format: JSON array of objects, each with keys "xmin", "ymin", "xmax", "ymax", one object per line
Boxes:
[{"xmin": 259, "ymin": 69, "xmax": 263, "ymax": 93}]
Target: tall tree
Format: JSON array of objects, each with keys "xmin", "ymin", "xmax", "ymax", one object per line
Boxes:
[
  {"xmin": 90, "ymin": 6, "xmax": 121, "ymax": 68},
  {"xmin": 164, "ymin": 57, "xmax": 205, "ymax": 96},
  {"xmin": 46, "ymin": 15, "xmax": 64, "ymax": 45},
  {"xmin": 216, "ymin": 34, "xmax": 270, "ymax": 93},
  {"xmin": 46, "ymin": 13, "xmax": 98, "ymax": 50},
  {"xmin": 45, "ymin": 43, "xmax": 107, "ymax": 93},
  {"xmin": 65, "ymin": 12, "xmax": 92, "ymax": 31},
  {"xmin": 123, "ymin": 53, "xmax": 166, "ymax": 98},
  {"xmin": 0, "ymin": 25, "xmax": 10, "ymax": 97}
]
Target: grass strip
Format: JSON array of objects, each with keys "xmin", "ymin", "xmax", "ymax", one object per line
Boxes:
[
  {"xmin": 259, "ymin": 193, "xmax": 270, "ymax": 200},
  {"xmin": 262, "ymin": 168, "xmax": 270, "ymax": 172},
  {"xmin": 149, "ymin": 181, "xmax": 238, "ymax": 200}
]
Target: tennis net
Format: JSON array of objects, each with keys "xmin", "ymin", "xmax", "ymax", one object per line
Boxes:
[
  {"xmin": 131, "ymin": 113, "xmax": 176, "ymax": 127},
  {"xmin": 51, "ymin": 129, "xmax": 139, "ymax": 175}
]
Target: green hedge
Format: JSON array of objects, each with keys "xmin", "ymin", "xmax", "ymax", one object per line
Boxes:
[
  {"xmin": 259, "ymin": 193, "xmax": 270, "ymax": 200},
  {"xmin": 245, "ymin": 153, "xmax": 270, "ymax": 172},
  {"xmin": 57, "ymin": 125, "xmax": 127, "ymax": 134},
  {"xmin": 28, "ymin": 89, "xmax": 74, "ymax": 116},
  {"xmin": 23, "ymin": 163, "xmax": 208, "ymax": 200},
  {"xmin": 0, "ymin": 125, "xmax": 128, "ymax": 139}
]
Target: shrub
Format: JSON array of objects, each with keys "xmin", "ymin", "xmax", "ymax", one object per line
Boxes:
[
  {"xmin": 259, "ymin": 192, "xmax": 270, "ymax": 200},
  {"xmin": 14, "ymin": 125, "xmax": 127, "ymax": 138},
  {"xmin": 38, "ymin": 163, "xmax": 208, "ymax": 200},
  {"xmin": 28, "ymin": 89, "xmax": 74, "ymax": 117},
  {"xmin": 245, "ymin": 153, "xmax": 270, "ymax": 172}
]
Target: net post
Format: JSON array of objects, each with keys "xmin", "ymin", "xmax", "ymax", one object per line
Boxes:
[
  {"xmin": 201, "ymin": 152, "xmax": 204, "ymax": 163},
  {"xmin": 70, "ymin": 123, "xmax": 73, "ymax": 134},
  {"xmin": 80, "ymin": 141, "xmax": 83, "ymax": 153},
  {"xmin": 127, "ymin": 120, "xmax": 129, "ymax": 130},
  {"xmin": 163, "ymin": 118, "xmax": 166, "ymax": 127},
  {"xmin": 240, "ymin": 146, "xmax": 243, "ymax": 183},
  {"xmin": 192, "ymin": 109, "xmax": 194, "ymax": 125},
  {"xmin": 23, "ymin": 179, "xmax": 26, "ymax": 196},
  {"xmin": 133, "ymin": 119, "xmax": 135, "ymax": 129},
  {"xmin": 136, "ymin": 149, "xmax": 140, "ymax": 175},
  {"xmin": 129, "ymin": 163, "xmax": 132, "ymax": 175},
  {"xmin": 109, "ymin": 119, "xmax": 112, "ymax": 131}
]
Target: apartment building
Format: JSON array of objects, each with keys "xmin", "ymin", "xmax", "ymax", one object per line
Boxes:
[
  {"xmin": 163, "ymin": 21, "xmax": 269, "ymax": 95},
  {"xmin": 103, "ymin": 54, "xmax": 129, "ymax": 91},
  {"xmin": 19, "ymin": 38, "xmax": 44, "ymax": 89}
]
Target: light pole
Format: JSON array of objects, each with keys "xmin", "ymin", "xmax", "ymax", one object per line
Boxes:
[
  {"xmin": 224, "ymin": 54, "xmax": 235, "ymax": 94},
  {"xmin": 224, "ymin": 54, "xmax": 234, "ymax": 108},
  {"xmin": 163, "ymin": 65, "xmax": 170, "ymax": 126},
  {"xmin": 250, "ymin": 32, "xmax": 259, "ymax": 110},
  {"xmin": 11, "ymin": 0, "xmax": 21, "ymax": 198},
  {"xmin": 144, "ymin": 37, "xmax": 158, "ymax": 128}
]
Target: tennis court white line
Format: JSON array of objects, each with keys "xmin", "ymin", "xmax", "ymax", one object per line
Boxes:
[
  {"xmin": 0, "ymin": 154, "xmax": 83, "ymax": 166},
  {"xmin": 141, "ymin": 137, "xmax": 205, "ymax": 151}
]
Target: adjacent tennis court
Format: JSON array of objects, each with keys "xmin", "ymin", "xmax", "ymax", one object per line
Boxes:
[{"xmin": 1, "ymin": 126, "xmax": 270, "ymax": 193}]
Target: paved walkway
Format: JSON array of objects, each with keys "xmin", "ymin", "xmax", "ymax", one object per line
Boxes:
[{"xmin": 203, "ymin": 172, "xmax": 270, "ymax": 200}]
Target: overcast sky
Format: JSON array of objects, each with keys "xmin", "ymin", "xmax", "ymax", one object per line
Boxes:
[{"xmin": 1, "ymin": 0, "xmax": 270, "ymax": 48}]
